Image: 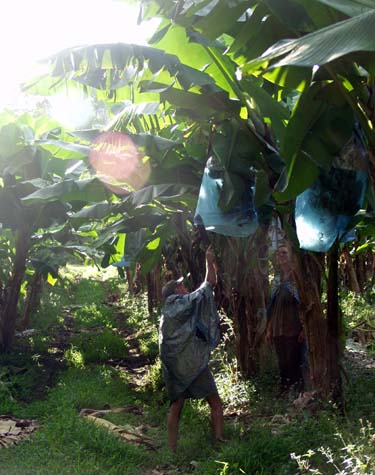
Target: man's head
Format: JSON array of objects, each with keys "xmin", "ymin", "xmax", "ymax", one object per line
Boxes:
[
  {"xmin": 275, "ymin": 245, "xmax": 294, "ymax": 275},
  {"xmin": 276, "ymin": 245, "xmax": 290, "ymax": 265},
  {"xmin": 162, "ymin": 276, "xmax": 188, "ymax": 299}
]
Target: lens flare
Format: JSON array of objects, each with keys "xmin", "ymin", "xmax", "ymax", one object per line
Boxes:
[{"xmin": 89, "ymin": 132, "xmax": 150, "ymax": 195}]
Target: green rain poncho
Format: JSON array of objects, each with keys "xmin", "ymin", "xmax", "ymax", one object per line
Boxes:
[{"xmin": 159, "ymin": 282, "xmax": 220, "ymax": 401}]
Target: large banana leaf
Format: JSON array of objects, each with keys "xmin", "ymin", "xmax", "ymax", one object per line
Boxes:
[
  {"xmin": 259, "ymin": 0, "xmax": 314, "ymax": 33},
  {"xmin": 0, "ymin": 124, "xmax": 27, "ymax": 159},
  {"xmin": 129, "ymin": 183, "xmax": 196, "ymax": 207},
  {"xmin": 158, "ymin": 85, "xmax": 241, "ymax": 119},
  {"xmin": 0, "ymin": 188, "xmax": 29, "ymax": 227},
  {"xmin": 21, "ymin": 178, "xmax": 108, "ymax": 204},
  {"xmin": 135, "ymin": 228, "xmax": 167, "ymax": 275},
  {"xmin": 241, "ymin": 76, "xmax": 288, "ymax": 140},
  {"xmin": 105, "ymin": 102, "xmax": 160, "ymax": 130},
  {"xmin": 0, "ymin": 186, "xmax": 69, "ymax": 229},
  {"xmin": 230, "ymin": 5, "xmax": 291, "ymax": 62},
  {"xmin": 70, "ymin": 128, "xmax": 183, "ymax": 158},
  {"xmin": 275, "ymin": 82, "xmax": 355, "ymax": 201},
  {"xmin": 315, "ymin": 0, "xmax": 374, "ymax": 17},
  {"xmin": 144, "ymin": 0, "xmax": 250, "ymax": 42},
  {"xmin": 36, "ymin": 140, "xmax": 90, "ymax": 159},
  {"xmin": 94, "ymin": 213, "xmax": 166, "ymax": 247},
  {"xmin": 69, "ymin": 202, "xmax": 114, "ymax": 223},
  {"xmin": 188, "ymin": 0, "xmax": 250, "ymax": 40},
  {"xmin": 245, "ymin": 10, "xmax": 375, "ymax": 71},
  {"xmin": 28, "ymin": 43, "xmax": 216, "ymax": 95}
]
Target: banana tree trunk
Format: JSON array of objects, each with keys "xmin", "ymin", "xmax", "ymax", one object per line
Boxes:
[
  {"xmin": 340, "ymin": 246, "xmax": 361, "ymax": 293},
  {"xmin": 366, "ymin": 249, "xmax": 375, "ymax": 284},
  {"xmin": 294, "ymin": 250, "xmax": 342, "ymax": 399},
  {"xmin": 22, "ymin": 271, "xmax": 43, "ymax": 329},
  {"xmin": 326, "ymin": 242, "xmax": 342, "ymax": 403},
  {"xmin": 354, "ymin": 250, "xmax": 367, "ymax": 291},
  {"xmin": 220, "ymin": 228, "xmax": 269, "ymax": 378},
  {"xmin": 370, "ymin": 249, "xmax": 375, "ymax": 285},
  {"xmin": 232, "ymin": 266, "xmax": 268, "ymax": 377},
  {"xmin": 147, "ymin": 264, "xmax": 162, "ymax": 317},
  {"xmin": 0, "ymin": 226, "xmax": 30, "ymax": 350},
  {"xmin": 125, "ymin": 267, "xmax": 135, "ymax": 295},
  {"xmin": 174, "ymin": 214, "xmax": 203, "ymax": 288},
  {"xmin": 293, "ymin": 252, "xmax": 327, "ymax": 394}
]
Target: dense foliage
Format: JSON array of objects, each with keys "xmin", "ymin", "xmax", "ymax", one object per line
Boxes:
[{"xmin": 0, "ymin": 0, "xmax": 374, "ymax": 405}]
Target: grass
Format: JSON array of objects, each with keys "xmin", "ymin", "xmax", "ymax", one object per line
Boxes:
[
  {"xmin": 66, "ymin": 330, "xmax": 129, "ymax": 365},
  {"xmin": 1, "ymin": 266, "xmax": 375, "ymax": 474}
]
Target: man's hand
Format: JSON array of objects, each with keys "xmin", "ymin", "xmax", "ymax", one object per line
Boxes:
[
  {"xmin": 205, "ymin": 245, "xmax": 216, "ymax": 264},
  {"xmin": 205, "ymin": 245, "xmax": 218, "ymax": 285},
  {"xmin": 205, "ymin": 245, "xmax": 218, "ymax": 272}
]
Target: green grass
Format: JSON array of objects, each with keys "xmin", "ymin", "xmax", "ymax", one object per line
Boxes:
[
  {"xmin": 66, "ymin": 330, "xmax": 129, "ymax": 365},
  {"xmin": 1, "ymin": 265, "xmax": 375, "ymax": 475},
  {"xmin": 0, "ymin": 367, "xmax": 152, "ymax": 475}
]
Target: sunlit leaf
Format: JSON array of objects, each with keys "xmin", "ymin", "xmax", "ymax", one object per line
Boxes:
[
  {"xmin": 246, "ymin": 10, "xmax": 375, "ymax": 71},
  {"xmin": 146, "ymin": 237, "xmax": 161, "ymax": 250},
  {"xmin": 47, "ymin": 273, "xmax": 58, "ymax": 286}
]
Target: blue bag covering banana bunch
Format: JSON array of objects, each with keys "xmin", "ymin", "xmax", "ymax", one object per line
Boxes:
[
  {"xmin": 194, "ymin": 119, "xmax": 286, "ymax": 237},
  {"xmin": 296, "ymin": 124, "xmax": 368, "ymax": 252}
]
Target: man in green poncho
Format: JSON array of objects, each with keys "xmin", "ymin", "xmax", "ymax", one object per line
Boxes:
[{"xmin": 159, "ymin": 246, "xmax": 224, "ymax": 453}]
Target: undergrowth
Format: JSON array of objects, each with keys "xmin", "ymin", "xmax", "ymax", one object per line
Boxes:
[{"xmin": 0, "ymin": 266, "xmax": 375, "ymax": 474}]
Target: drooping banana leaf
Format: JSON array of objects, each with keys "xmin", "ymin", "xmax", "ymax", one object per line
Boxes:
[
  {"xmin": 36, "ymin": 140, "xmax": 90, "ymax": 159},
  {"xmin": 143, "ymin": 0, "xmax": 250, "ymax": 41},
  {"xmin": 26, "ymin": 43, "xmax": 216, "ymax": 95},
  {"xmin": 245, "ymin": 10, "xmax": 375, "ymax": 72},
  {"xmin": 129, "ymin": 183, "xmax": 197, "ymax": 207},
  {"xmin": 21, "ymin": 177, "xmax": 108, "ymax": 204},
  {"xmin": 259, "ymin": 0, "xmax": 315, "ymax": 33},
  {"xmin": 240, "ymin": 76, "xmax": 288, "ymax": 141},
  {"xmin": 69, "ymin": 202, "xmax": 114, "ymax": 224},
  {"xmin": 275, "ymin": 82, "xmax": 355, "ymax": 202},
  {"xmin": 315, "ymin": 0, "xmax": 374, "ymax": 17}
]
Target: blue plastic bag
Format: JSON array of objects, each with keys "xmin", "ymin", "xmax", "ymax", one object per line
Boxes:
[
  {"xmin": 295, "ymin": 130, "xmax": 368, "ymax": 252},
  {"xmin": 194, "ymin": 158, "xmax": 258, "ymax": 237}
]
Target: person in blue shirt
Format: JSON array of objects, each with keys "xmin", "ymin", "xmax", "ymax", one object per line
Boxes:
[{"xmin": 159, "ymin": 246, "xmax": 224, "ymax": 453}]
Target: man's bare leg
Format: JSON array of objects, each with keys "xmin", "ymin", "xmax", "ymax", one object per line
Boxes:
[
  {"xmin": 207, "ymin": 394, "xmax": 224, "ymax": 441},
  {"xmin": 167, "ymin": 398, "xmax": 185, "ymax": 453}
]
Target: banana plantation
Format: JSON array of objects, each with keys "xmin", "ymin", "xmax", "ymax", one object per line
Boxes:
[{"xmin": 0, "ymin": 1, "xmax": 375, "ymax": 474}]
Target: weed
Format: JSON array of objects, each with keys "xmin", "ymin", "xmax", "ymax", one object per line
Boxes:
[
  {"xmin": 138, "ymin": 327, "xmax": 159, "ymax": 360},
  {"xmin": 142, "ymin": 357, "xmax": 164, "ymax": 392},
  {"xmin": 292, "ymin": 421, "xmax": 375, "ymax": 474}
]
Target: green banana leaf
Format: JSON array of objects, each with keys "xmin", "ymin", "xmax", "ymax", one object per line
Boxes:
[
  {"xmin": 315, "ymin": 0, "xmax": 374, "ymax": 17},
  {"xmin": 29, "ymin": 43, "xmax": 216, "ymax": 94},
  {"xmin": 129, "ymin": 183, "xmax": 196, "ymax": 207},
  {"xmin": 70, "ymin": 202, "xmax": 114, "ymax": 223},
  {"xmin": 245, "ymin": 10, "xmax": 375, "ymax": 71},
  {"xmin": 36, "ymin": 140, "xmax": 90, "ymax": 159},
  {"xmin": 21, "ymin": 178, "xmax": 108, "ymax": 204}
]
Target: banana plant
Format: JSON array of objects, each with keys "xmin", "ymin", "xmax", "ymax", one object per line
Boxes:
[
  {"xmin": 0, "ymin": 113, "xmax": 118, "ymax": 350},
  {"xmin": 230, "ymin": 0, "xmax": 375, "ymax": 397}
]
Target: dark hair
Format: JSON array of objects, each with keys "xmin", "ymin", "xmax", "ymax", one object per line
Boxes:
[{"xmin": 161, "ymin": 276, "xmax": 184, "ymax": 299}]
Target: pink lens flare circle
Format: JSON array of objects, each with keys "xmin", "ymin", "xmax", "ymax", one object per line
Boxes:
[{"xmin": 89, "ymin": 131, "xmax": 150, "ymax": 195}]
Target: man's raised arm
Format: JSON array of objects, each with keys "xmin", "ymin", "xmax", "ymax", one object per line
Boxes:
[{"xmin": 205, "ymin": 245, "xmax": 218, "ymax": 287}]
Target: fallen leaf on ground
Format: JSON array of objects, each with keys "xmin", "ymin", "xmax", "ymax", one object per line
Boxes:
[
  {"xmin": 80, "ymin": 407, "xmax": 158, "ymax": 450},
  {"xmin": 0, "ymin": 416, "xmax": 38, "ymax": 448}
]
